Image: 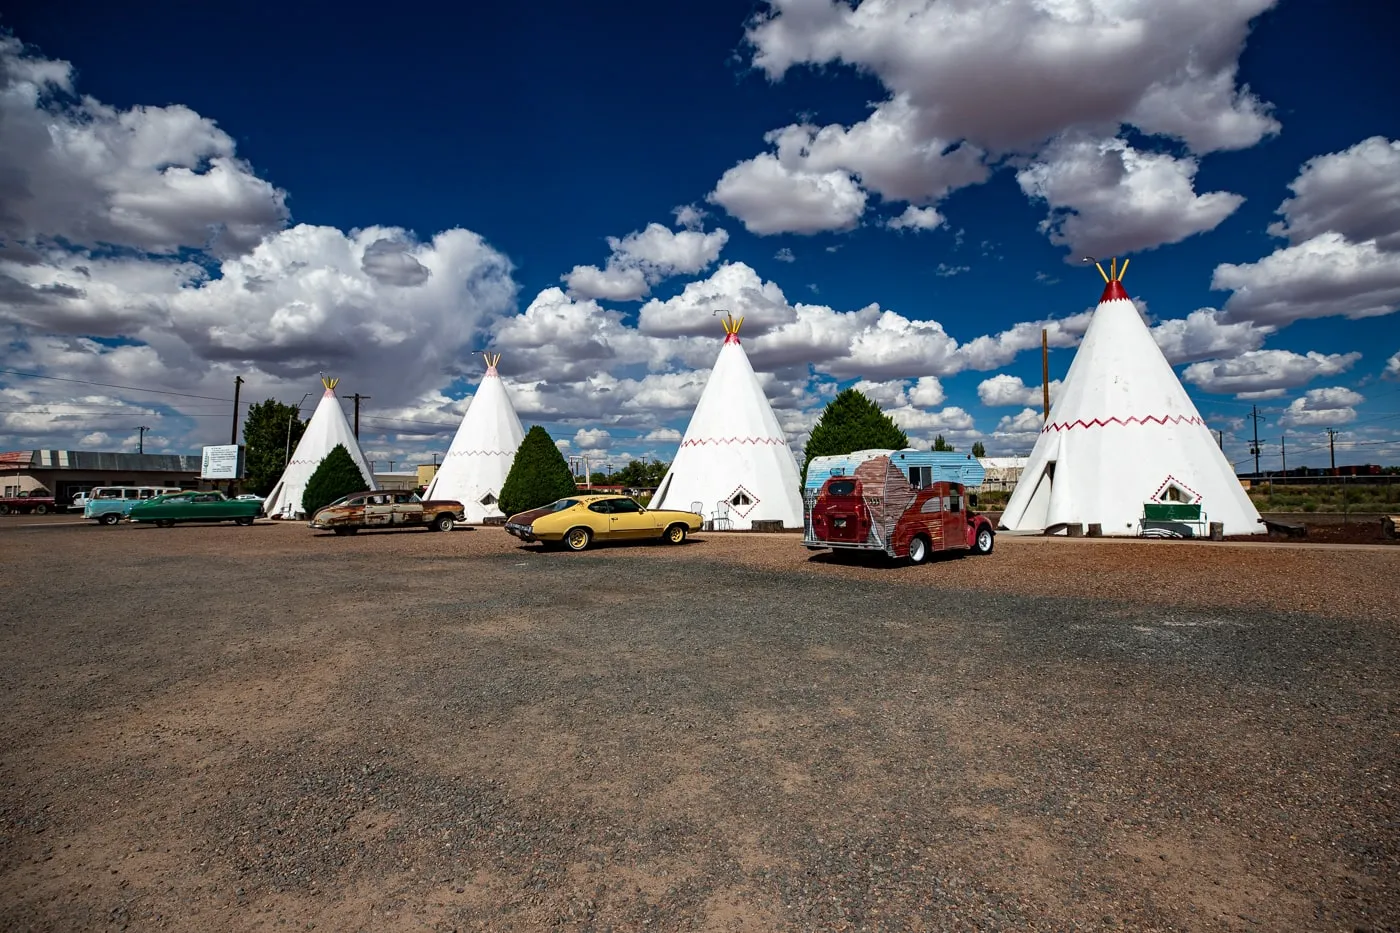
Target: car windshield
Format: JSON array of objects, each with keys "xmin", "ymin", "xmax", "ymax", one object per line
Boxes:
[{"xmin": 548, "ymin": 499, "xmax": 579, "ymax": 512}]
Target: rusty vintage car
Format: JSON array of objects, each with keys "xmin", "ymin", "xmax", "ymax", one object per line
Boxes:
[{"xmin": 309, "ymin": 490, "xmax": 466, "ymax": 535}]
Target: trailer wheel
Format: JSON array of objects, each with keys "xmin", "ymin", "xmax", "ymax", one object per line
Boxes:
[{"xmin": 908, "ymin": 535, "xmax": 930, "ymax": 565}]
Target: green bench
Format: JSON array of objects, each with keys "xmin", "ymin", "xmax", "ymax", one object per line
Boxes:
[{"xmin": 1141, "ymin": 502, "xmax": 1207, "ymax": 537}]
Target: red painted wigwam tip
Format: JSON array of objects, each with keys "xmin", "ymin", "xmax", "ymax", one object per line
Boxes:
[
  {"xmin": 724, "ymin": 332, "xmax": 741, "ymax": 345},
  {"xmin": 1100, "ymin": 280, "xmax": 1129, "ymax": 302}
]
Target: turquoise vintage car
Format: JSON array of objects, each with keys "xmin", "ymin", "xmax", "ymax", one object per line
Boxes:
[{"xmin": 128, "ymin": 490, "xmax": 262, "ymax": 527}]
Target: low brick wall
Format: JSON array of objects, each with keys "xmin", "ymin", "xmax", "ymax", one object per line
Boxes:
[{"xmin": 1258, "ymin": 511, "xmax": 1390, "ymax": 526}]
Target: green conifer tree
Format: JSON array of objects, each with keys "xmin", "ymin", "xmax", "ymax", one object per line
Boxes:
[
  {"xmin": 499, "ymin": 426, "xmax": 578, "ymax": 516},
  {"xmin": 801, "ymin": 389, "xmax": 909, "ymax": 480},
  {"xmin": 301, "ymin": 444, "xmax": 370, "ymax": 516}
]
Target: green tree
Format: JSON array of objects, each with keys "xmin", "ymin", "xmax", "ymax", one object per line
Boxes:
[
  {"xmin": 242, "ymin": 399, "xmax": 307, "ymax": 495},
  {"xmin": 933, "ymin": 435, "xmax": 954, "ymax": 452},
  {"xmin": 801, "ymin": 389, "xmax": 909, "ymax": 480},
  {"xmin": 972, "ymin": 441, "xmax": 986, "ymax": 458},
  {"xmin": 499, "ymin": 426, "xmax": 578, "ymax": 516},
  {"xmin": 301, "ymin": 444, "xmax": 371, "ymax": 516},
  {"xmin": 610, "ymin": 458, "xmax": 670, "ymax": 487}
]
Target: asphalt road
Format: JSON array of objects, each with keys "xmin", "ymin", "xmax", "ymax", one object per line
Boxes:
[{"xmin": 1, "ymin": 519, "xmax": 1396, "ymax": 932}]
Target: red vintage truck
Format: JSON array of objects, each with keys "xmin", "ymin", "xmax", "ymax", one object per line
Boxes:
[
  {"xmin": 803, "ymin": 450, "xmax": 996, "ymax": 564},
  {"xmin": 0, "ymin": 489, "xmax": 60, "ymax": 515}
]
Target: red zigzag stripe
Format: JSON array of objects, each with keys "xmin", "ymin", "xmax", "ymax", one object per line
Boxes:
[
  {"xmin": 1042, "ymin": 414, "xmax": 1205, "ymax": 433},
  {"xmin": 444, "ymin": 449, "xmax": 515, "ymax": 457},
  {"xmin": 679, "ymin": 436, "xmax": 787, "ymax": 448}
]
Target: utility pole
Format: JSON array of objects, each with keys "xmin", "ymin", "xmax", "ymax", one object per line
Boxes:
[
  {"xmin": 1248, "ymin": 405, "xmax": 1265, "ymax": 475},
  {"xmin": 1327, "ymin": 428, "xmax": 1339, "ymax": 475},
  {"xmin": 230, "ymin": 375, "xmax": 244, "ymax": 444},
  {"xmin": 342, "ymin": 392, "xmax": 370, "ymax": 438},
  {"xmin": 1216, "ymin": 430, "xmax": 1224, "ymax": 450},
  {"xmin": 1040, "ymin": 329, "xmax": 1051, "ymax": 423},
  {"xmin": 137, "ymin": 425, "xmax": 151, "ymax": 454},
  {"xmin": 1281, "ymin": 433, "xmax": 1286, "ymax": 474}
]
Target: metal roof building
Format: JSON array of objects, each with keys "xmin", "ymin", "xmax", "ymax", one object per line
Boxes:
[{"xmin": 1, "ymin": 449, "xmax": 204, "ymax": 505}]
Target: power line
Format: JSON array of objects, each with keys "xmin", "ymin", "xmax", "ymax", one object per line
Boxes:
[
  {"xmin": 0, "ymin": 368, "xmax": 235, "ymax": 401},
  {"xmin": 0, "ymin": 407, "xmax": 233, "ymax": 417}
]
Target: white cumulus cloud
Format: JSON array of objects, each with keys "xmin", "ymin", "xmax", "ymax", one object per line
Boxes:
[
  {"xmin": 1017, "ymin": 135, "xmax": 1244, "ymax": 260},
  {"xmin": 886, "ymin": 205, "xmax": 945, "ymax": 231},
  {"xmin": 563, "ymin": 222, "xmax": 729, "ymax": 301},
  {"xmin": 573, "ymin": 428, "xmax": 613, "ymax": 450},
  {"xmin": 1148, "ymin": 308, "xmax": 1274, "ymax": 365},
  {"xmin": 1267, "ymin": 136, "xmax": 1400, "ymax": 250},
  {"xmin": 1214, "ymin": 232, "xmax": 1400, "ymax": 326},
  {"xmin": 1211, "ymin": 137, "xmax": 1400, "ymax": 329},
  {"xmin": 1278, "ymin": 387, "xmax": 1364, "ymax": 428},
  {"xmin": 746, "ymin": 0, "xmax": 1278, "ymax": 154},
  {"xmin": 1182, "ymin": 349, "xmax": 1362, "ymax": 396},
  {"xmin": 977, "ymin": 374, "xmax": 1061, "ymax": 408},
  {"xmin": 708, "ymin": 152, "xmax": 867, "ymax": 236},
  {"xmin": 724, "ymin": 1, "xmax": 1275, "ymax": 249},
  {"xmin": 0, "ymin": 36, "xmax": 287, "ymax": 256}
]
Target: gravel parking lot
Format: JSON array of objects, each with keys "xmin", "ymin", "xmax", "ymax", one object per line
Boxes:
[{"xmin": 1, "ymin": 517, "xmax": 1396, "ymax": 932}]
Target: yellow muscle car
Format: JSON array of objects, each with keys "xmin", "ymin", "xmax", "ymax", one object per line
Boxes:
[{"xmin": 504, "ymin": 495, "xmax": 703, "ymax": 551}]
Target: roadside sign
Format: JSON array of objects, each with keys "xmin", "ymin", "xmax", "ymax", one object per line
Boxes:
[{"xmin": 201, "ymin": 444, "xmax": 245, "ymax": 479}]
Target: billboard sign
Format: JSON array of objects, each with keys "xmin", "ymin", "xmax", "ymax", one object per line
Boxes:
[{"xmin": 201, "ymin": 444, "xmax": 245, "ymax": 480}]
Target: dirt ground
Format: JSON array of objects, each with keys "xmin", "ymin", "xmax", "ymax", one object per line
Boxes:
[{"xmin": 1, "ymin": 516, "xmax": 1396, "ymax": 932}]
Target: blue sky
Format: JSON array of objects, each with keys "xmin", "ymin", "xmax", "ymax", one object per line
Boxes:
[{"xmin": 2, "ymin": 0, "xmax": 1398, "ymax": 471}]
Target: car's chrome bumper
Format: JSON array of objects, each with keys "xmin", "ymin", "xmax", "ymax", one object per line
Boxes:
[{"xmin": 504, "ymin": 522, "xmax": 535, "ymax": 541}]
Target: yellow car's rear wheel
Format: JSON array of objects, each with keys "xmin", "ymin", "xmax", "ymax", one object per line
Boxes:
[
  {"xmin": 665, "ymin": 523, "xmax": 687, "ymax": 545},
  {"xmin": 563, "ymin": 526, "xmax": 592, "ymax": 552}
]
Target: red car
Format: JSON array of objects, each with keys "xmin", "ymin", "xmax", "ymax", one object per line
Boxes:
[{"xmin": 805, "ymin": 455, "xmax": 995, "ymax": 564}]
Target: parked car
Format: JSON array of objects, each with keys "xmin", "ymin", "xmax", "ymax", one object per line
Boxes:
[
  {"xmin": 234, "ymin": 493, "xmax": 264, "ymax": 501},
  {"xmin": 128, "ymin": 490, "xmax": 262, "ymax": 527},
  {"xmin": 84, "ymin": 486, "xmax": 185, "ymax": 524},
  {"xmin": 309, "ymin": 491, "xmax": 465, "ymax": 535},
  {"xmin": 0, "ymin": 489, "xmax": 58, "ymax": 514},
  {"xmin": 803, "ymin": 450, "xmax": 995, "ymax": 564},
  {"xmin": 504, "ymin": 495, "xmax": 703, "ymax": 552},
  {"xmin": 69, "ymin": 491, "xmax": 92, "ymax": 513}
]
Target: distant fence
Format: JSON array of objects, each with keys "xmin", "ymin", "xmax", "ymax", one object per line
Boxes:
[{"xmin": 1238, "ymin": 472, "xmax": 1399, "ymax": 487}]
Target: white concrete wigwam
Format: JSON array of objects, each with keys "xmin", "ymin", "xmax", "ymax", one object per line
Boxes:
[
  {"xmin": 264, "ymin": 377, "xmax": 377, "ymax": 520},
  {"xmin": 649, "ymin": 313, "xmax": 804, "ymax": 529},
  {"xmin": 424, "ymin": 353, "xmax": 525, "ymax": 523},
  {"xmin": 999, "ymin": 259, "xmax": 1264, "ymax": 537}
]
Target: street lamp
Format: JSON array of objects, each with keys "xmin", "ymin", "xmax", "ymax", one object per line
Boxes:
[{"xmin": 285, "ymin": 392, "xmax": 313, "ymax": 463}]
